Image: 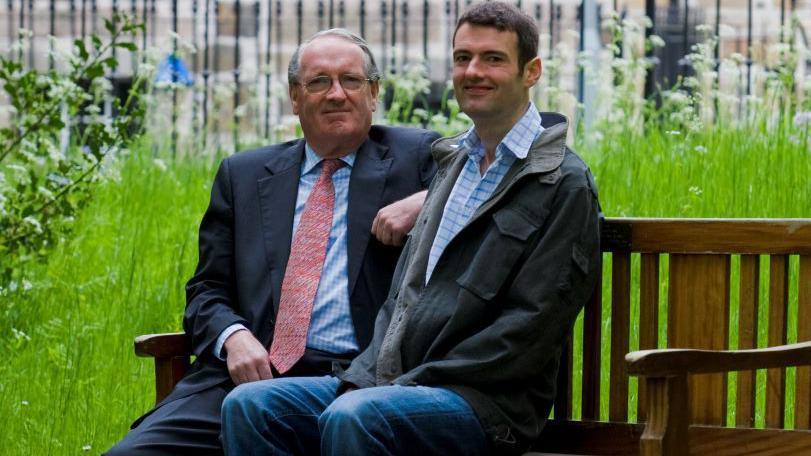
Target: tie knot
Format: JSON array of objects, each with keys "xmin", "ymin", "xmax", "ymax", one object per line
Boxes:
[{"xmin": 320, "ymin": 159, "xmax": 344, "ymax": 177}]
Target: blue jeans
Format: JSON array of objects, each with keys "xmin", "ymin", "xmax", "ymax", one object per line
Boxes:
[{"xmin": 220, "ymin": 376, "xmax": 489, "ymax": 456}]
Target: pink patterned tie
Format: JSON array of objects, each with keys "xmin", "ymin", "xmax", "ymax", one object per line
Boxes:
[{"xmin": 269, "ymin": 158, "xmax": 344, "ymax": 374}]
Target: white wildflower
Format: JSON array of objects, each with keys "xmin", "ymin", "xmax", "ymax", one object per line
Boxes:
[
  {"xmin": 648, "ymin": 35, "xmax": 665, "ymax": 49},
  {"xmin": 666, "ymin": 91, "xmax": 689, "ymax": 105},
  {"xmin": 82, "ymin": 444, "xmax": 92, "ymax": 451},
  {"xmin": 794, "ymin": 112, "xmax": 811, "ymax": 127},
  {"xmin": 718, "ymin": 24, "xmax": 735, "ymax": 38},
  {"xmin": 85, "ymin": 104, "xmax": 101, "ymax": 116},
  {"xmin": 38, "ymin": 186, "xmax": 55, "ymax": 200},
  {"xmin": 12, "ymin": 328, "xmax": 30, "ymax": 341},
  {"xmin": 21, "ymin": 400, "xmax": 29, "ymax": 406},
  {"xmin": 153, "ymin": 158, "xmax": 168, "ymax": 172},
  {"xmin": 23, "ymin": 216, "xmax": 43, "ymax": 233},
  {"xmin": 728, "ymin": 53, "xmax": 746, "ymax": 66}
]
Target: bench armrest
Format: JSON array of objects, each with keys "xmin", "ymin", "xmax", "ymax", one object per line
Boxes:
[
  {"xmin": 134, "ymin": 332, "xmax": 191, "ymax": 405},
  {"xmin": 134, "ymin": 332, "xmax": 190, "ymax": 358},
  {"xmin": 625, "ymin": 340, "xmax": 811, "ymax": 377},
  {"xmin": 626, "ymin": 341, "xmax": 811, "ymax": 456}
]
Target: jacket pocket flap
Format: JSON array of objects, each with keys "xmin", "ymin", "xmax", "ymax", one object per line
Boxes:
[{"xmin": 492, "ymin": 208, "xmax": 540, "ymax": 241}]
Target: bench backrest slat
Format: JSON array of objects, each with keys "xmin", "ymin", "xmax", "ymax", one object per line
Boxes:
[
  {"xmin": 668, "ymin": 254, "xmax": 731, "ymax": 425},
  {"xmin": 637, "ymin": 253, "xmax": 660, "ymax": 422},
  {"xmin": 609, "ymin": 252, "xmax": 632, "ymax": 422},
  {"xmin": 796, "ymin": 255, "xmax": 811, "ymax": 430},
  {"xmin": 735, "ymin": 254, "xmax": 760, "ymax": 428},
  {"xmin": 766, "ymin": 255, "xmax": 790, "ymax": 428}
]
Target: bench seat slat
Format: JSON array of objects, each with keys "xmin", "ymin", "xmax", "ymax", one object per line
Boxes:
[{"xmin": 533, "ymin": 420, "xmax": 811, "ymax": 456}]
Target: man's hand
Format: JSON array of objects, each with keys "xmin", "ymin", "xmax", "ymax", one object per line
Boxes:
[
  {"xmin": 223, "ymin": 330, "xmax": 273, "ymax": 385},
  {"xmin": 371, "ymin": 190, "xmax": 427, "ymax": 246}
]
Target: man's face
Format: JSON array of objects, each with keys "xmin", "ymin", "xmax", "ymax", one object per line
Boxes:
[
  {"xmin": 452, "ymin": 23, "xmax": 540, "ymax": 123},
  {"xmin": 289, "ymin": 36, "xmax": 379, "ymax": 158}
]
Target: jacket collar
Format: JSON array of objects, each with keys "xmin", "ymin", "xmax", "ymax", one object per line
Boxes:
[{"xmin": 431, "ymin": 112, "xmax": 569, "ymax": 177}]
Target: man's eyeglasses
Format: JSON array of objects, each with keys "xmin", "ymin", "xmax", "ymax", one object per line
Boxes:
[{"xmin": 299, "ymin": 74, "xmax": 374, "ymax": 93}]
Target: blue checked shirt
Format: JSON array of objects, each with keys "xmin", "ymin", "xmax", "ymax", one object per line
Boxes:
[
  {"xmin": 215, "ymin": 144, "xmax": 359, "ymax": 358},
  {"xmin": 425, "ymin": 103, "xmax": 544, "ymax": 283}
]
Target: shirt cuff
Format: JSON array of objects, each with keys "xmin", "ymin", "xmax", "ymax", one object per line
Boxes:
[{"xmin": 214, "ymin": 324, "xmax": 248, "ymax": 360}]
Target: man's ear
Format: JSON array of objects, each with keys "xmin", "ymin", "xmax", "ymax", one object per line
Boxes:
[
  {"xmin": 369, "ymin": 80, "xmax": 380, "ymax": 112},
  {"xmin": 523, "ymin": 56, "xmax": 542, "ymax": 88},
  {"xmin": 289, "ymin": 83, "xmax": 300, "ymax": 115}
]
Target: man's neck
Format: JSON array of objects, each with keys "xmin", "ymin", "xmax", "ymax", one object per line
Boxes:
[
  {"xmin": 307, "ymin": 136, "xmax": 366, "ymax": 160},
  {"xmin": 471, "ymin": 101, "xmax": 530, "ymax": 165}
]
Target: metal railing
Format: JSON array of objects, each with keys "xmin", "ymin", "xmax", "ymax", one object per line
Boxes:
[{"xmin": 1, "ymin": 0, "xmax": 806, "ymax": 155}]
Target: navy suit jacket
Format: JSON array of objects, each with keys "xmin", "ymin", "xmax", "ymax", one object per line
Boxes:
[{"xmin": 145, "ymin": 125, "xmax": 438, "ymax": 414}]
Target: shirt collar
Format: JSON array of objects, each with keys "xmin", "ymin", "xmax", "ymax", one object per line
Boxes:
[
  {"xmin": 303, "ymin": 142, "xmax": 356, "ymax": 175},
  {"xmin": 457, "ymin": 102, "xmax": 544, "ymax": 161}
]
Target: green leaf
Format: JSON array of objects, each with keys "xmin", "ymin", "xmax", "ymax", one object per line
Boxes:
[
  {"xmin": 115, "ymin": 42, "xmax": 138, "ymax": 52},
  {"xmin": 85, "ymin": 65, "xmax": 104, "ymax": 80},
  {"xmin": 102, "ymin": 56, "xmax": 118, "ymax": 71},
  {"xmin": 104, "ymin": 18, "xmax": 115, "ymax": 35},
  {"xmin": 91, "ymin": 35, "xmax": 103, "ymax": 51},
  {"xmin": 74, "ymin": 39, "xmax": 89, "ymax": 60}
]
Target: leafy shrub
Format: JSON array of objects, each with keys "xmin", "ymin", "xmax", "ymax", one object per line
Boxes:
[{"xmin": 0, "ymin": 14, "xmax": 147, "ymax": 290}]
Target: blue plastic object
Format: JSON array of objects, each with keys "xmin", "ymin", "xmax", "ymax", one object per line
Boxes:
[{"xmin": 155, "ymin": 54, "xmax": 194, "ymax": 86}]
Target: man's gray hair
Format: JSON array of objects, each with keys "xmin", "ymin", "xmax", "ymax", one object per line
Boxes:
[{"xmin": 287, "ymin": 28, "xmax": 381, "ymax": 84}]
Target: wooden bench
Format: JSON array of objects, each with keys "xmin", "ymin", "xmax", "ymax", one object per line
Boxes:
[{"xmin": 135, "ymin": 218, "xmax": 811, "ymax": 455}]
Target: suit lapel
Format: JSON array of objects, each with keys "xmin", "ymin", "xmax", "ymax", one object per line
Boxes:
[
  {"xmin": 347, "ymin": 138, "xmax": 393, "ymax": 297},
  {"xmin": 257, "ymin": 140, "xmax": 305, "ymax": 315}
]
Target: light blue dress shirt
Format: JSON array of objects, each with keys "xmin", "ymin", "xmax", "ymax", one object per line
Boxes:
[
  {"xmin": 425, "ymin": 103, "xmax": 544, "ymax": 283},
  {"xmin": 215, "ymin": 144, "xmax": 359, "ymax": 359}
]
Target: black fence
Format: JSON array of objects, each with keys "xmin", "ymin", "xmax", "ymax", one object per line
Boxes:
[{"xmin": 1, "ymin": 0, "xmax": 807, "ymax": 154}]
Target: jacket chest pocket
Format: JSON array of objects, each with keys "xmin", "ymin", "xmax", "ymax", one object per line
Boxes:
[{"xmin": 456, "ymin": 207, "xmax": 543, "ymax": 301}]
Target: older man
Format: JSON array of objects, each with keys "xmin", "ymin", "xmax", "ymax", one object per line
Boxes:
[
  {"xmin": 107, "ymin": 29, "xmax": 438, "ymax": 455},
  {"xmin": 221, "ymin": 2, "xmax": 602, "ymax": 456}
]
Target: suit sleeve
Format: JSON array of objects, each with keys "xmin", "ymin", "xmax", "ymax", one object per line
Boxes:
[
  {"xmin": 393, "ymin": 173, "xmax": 601, "ymax": 387},
  {"xmin": 183, "ymin": 158, "xmax": 249, "ymax": 358}
]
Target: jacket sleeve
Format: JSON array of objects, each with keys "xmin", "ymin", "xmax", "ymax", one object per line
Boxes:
[
  {"xmin": 393, "ymin": 174, "xmax": 601, "ymax": 387},
  {"xmin": 183, "ymin": 158, "xmax": 249, "ymax": 358}
]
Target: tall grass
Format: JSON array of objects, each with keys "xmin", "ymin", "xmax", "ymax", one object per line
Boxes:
[
  {"xmin": 0, "ymin": 146, "xmax": 214, "ymax": 454},
  {"xmin": 580, "ymin": 120, "xmax": 811, "ymax": 217}
]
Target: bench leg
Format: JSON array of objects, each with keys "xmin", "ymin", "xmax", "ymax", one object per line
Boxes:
[
  {"xmin": 640, "ymin": 375, "xmax": 689, "ymax": 456},
  {"xmin": 154, "ymin": 355, "xmax": 190, "ymax": 405}
]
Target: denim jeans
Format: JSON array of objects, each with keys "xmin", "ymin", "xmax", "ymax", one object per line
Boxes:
[{"xmin": 220, "ymin": 375, "xmax": 489, "ymax": 456}]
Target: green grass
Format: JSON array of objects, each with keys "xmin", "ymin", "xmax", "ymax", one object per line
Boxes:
[
  {"xmin": 0, "ymin": 122, "xmax": 809, "ymax": 454},
  {"xmin": 0, "ymin": 147, "xmax": 215, "ymax": 454}
]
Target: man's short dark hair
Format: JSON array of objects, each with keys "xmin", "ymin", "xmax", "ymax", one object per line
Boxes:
[{"xmin": 453, "ymin": 1, "xmax": 539, "ymax": 72}]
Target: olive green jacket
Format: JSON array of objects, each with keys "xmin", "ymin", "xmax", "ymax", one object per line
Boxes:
[{"xmin": 337, "ymin": 112, "xmax": 602, "ymax": 454}]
